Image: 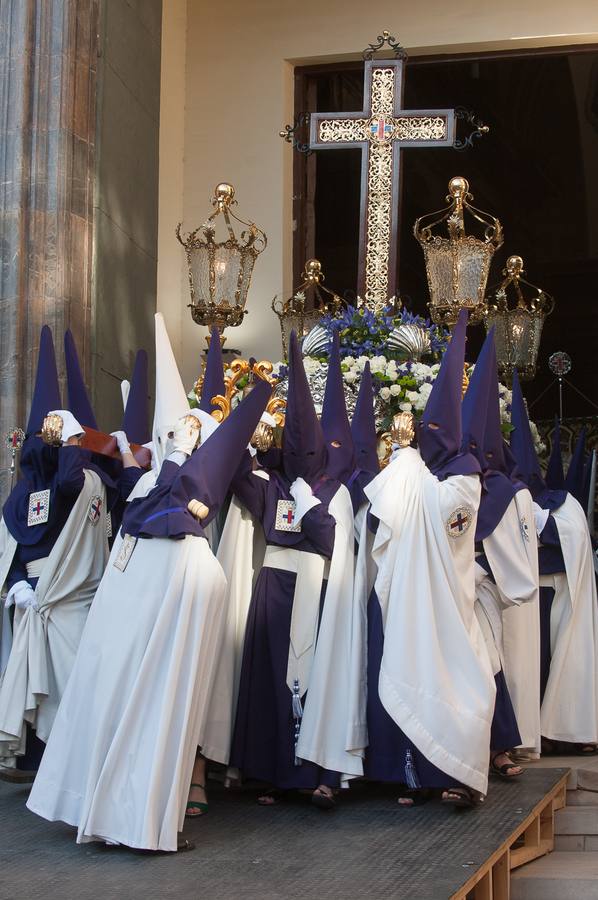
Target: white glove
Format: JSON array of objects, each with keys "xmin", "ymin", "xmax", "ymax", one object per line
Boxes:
[
  {"xmin": 111, "ymin": 430, "xmax": 131, "ymax": 456},
  {"xmin": 289, "ymin": 476, "xmax": 321, "ymax": 524},
  {"xmin": 5, "ymin": 580, "xmax": 38, "ymax": 611},
  {"xmin": 532, "ymin": 502, "xmax": 550, "ymax": 537},
  {"xmin": 166, "ymin": 416, "xmax": 200, "ymax": 458}
]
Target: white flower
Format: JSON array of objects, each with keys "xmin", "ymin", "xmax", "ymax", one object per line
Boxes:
[
  {"xmin": 343, "ymin": 371, "xmax": 358, "ymax": 384},
  {"xmin": 399, "ymin": 401, "xmax": 413, "ymax": 412},
  {"xmin": 390, "ymin": 384, "xmax": 401, "ymax": 396},
  {"xmin": 343, "ymin": 356, "xmax": 356, "ymax": 367},
  {"xmin": 406, "ymin": 390, "xmax": 419, "ymax": 403},
  {"xmin": 412, "ymin": 393, "xmax": 427, "ymax": 412},
  {"xmin": 379, "ymin": 386, "xmax": 391, "ymax": 401}
]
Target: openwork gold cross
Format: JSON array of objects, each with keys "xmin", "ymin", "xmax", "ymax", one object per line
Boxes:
[{"xmin": 310, "ymin": 58, "xmax": 456, "ymax": 314}]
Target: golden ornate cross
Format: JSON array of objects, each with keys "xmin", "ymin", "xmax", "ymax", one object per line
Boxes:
[{"xmin": 310, "ymin": 56, "xmax": 456, "ymax": 314}]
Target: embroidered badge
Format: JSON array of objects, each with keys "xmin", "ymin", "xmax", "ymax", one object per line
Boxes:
[
  {"xmin": 113, "ymin": 534, "xmax": 137, "ymax": 572},
  {"xmin": 27, "ymin": 489, "xmax": 50, "ymax": 527},
  {"xmin": 106, "ymin": 511, "xmax": 113, "ymax": 539},
  {"xmin": 520, "ymin": 515, "xmax": 530, "ymax": 543},
  {"xmin": 275, "ymin": 499, "xmax": 301, "ymax": 533},
  {"xmin": 446, "ymin": 505, "xmax": 473, "ymax": 539},
  {"xmin": 87, "ymin": 495, "xmax": 103, "ymax": 525}
]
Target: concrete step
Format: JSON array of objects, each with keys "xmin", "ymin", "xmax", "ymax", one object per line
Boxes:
[
  {"xmin": 511, "ymin": 852, "xmax": 598, "ymax": 899},
  {"xmin": 555, "ymin": 806, "xmax": 598, "ymax": 835},
  {"xmin": 523, "ymin": 754, "xmax": 598, "ymax": 792}
]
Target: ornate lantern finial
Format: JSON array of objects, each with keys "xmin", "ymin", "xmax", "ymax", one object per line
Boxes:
[
  {"xmin": 484, "ymin": 254, "xmax": 554, "ymax": 384},
  {"xmin": 271, "ymin": 259, "xmax": 343, "ymax": 360},
  {"xmin": 176, "ymin": 183, "xmax": 267, "ymax": 337},
  {"xmin": 414, "ymin": 176, "xmax": 504, "ymax": 327}
]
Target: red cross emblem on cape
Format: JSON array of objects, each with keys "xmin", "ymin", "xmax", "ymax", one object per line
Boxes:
[
  {"xmin": 87, "ymin": 495, "xmax": 103, "ymax": 526},
  {"xmin": 275, "ymin": 499, "xmax": 301, "ymax": 533},
  {"xmin": 27, "ymin": 489, "xmax": 50, "ymax": 527},
  {"xmin": 446, "ymin": 505, "xmax": 473, "ymax": 539}
]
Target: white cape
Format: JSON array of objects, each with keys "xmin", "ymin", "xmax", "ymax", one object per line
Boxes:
[
  {"xmin": 540, "ymin": 493, "xmax": 598, "ymax": 743},
  {"xmin": 27, "ymin": 531, "xmax": 227, "ymax": 852},
  {"xmin": 481, "ymin": 489, "xmax": 541, "ymax": 754},
  {"xmin": 0, "ymin": 470, "xmax": 109, "ymax": 759},
  {"xmin": 366, "ymin": 448, "xmax": 495, "ymax": 795}
]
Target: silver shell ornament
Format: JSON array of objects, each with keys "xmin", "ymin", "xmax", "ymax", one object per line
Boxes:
[
  {"xmin": 301, "ymin": 324, "xmax": 331, "ymax": 358},
  {"xmin": 387, "ymin": 324, "xmax": 431, "ymax": 361}
]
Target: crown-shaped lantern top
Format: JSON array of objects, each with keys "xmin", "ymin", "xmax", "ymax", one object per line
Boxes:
[
  {"xmin": 176, "ymin": 183, "xmax": 267, "ymax": 334},
  {"xmin": 272, "ymin": 259, "xmax": 343, "ymax": 360},
  {"xmin": 414, "ymin": 176, "xmax": 504, "ymax": 327},
  {"xmin": 484, "ymin": 254, "xmax": 554, "ymax": 384}
]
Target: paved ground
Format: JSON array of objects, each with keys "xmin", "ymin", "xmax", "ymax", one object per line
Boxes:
[{"xmin": 0, "ymin": 768, "xmax": 567, "ymax": 900}]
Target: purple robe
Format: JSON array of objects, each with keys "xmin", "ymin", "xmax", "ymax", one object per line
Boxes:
[{"xmin": 229, "ymin": 464, "xmax": 342, "ymax": 789}]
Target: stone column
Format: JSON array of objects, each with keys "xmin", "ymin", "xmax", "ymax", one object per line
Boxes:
[{"xmin": 0, "ymin": 0, "xmax": 98, "ymax": 498}]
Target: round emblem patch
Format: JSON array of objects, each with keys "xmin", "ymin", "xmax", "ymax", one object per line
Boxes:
[{"xmin": 445, "ymin": 505, "xmax": 473, "ymax": 539}]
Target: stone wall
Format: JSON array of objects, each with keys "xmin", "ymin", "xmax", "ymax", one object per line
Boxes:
[{"xmin": 92, "ymin": 0, "xmax": 162, "ymax": 430}]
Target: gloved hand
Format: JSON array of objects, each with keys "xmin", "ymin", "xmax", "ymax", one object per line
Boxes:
[
  {"xmin": 289, "ymin": 476, "xmax": 321, "ymax": 524},
  {"xmin": 111, "ymin": 430, "xmax": 131, "ymax": 456},
  {"xmin": 532, "ymin": 502, "xmax": 549, "ymax": 537},
  {"xmin": 5, "ymin": 580, "xmax": 38, "ymax": 611},
  {"xmin": 166, "ymin": 415, "xmax": 201, "ymax": 458}
]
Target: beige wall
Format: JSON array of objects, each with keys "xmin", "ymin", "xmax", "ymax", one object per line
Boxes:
[{"xmin": 158, "ymin": 0, "xmax": 598, "ymax": 390}]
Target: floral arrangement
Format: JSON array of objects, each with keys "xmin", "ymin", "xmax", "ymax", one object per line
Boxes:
[{"xmin": 319, "ymin": 303, "xmax": 448, "ymax": 360}]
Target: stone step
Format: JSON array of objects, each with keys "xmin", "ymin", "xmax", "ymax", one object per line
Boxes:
[
  {"xmin": 511, "ymin": 852, "xmax": 598, "ymax": 899},
  {"xmin": 555, "ymin": 806, "xmax": 598, "ymax": 836},
  {"xmin": 567, "ymin": 788, "xmax": 598, "ymax": 806}
]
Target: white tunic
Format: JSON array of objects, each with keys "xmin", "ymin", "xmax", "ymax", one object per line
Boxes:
[
  {"xmin": 0, "ymin": 470, "xmax": 109, "ymax": 762},
  {"xmin": 475, "ymin": 490, "xmax": 541, "ymax": 753},
  {"xmin": 539, "ymin": 493, "xmax": 598, "ymax": 743},
  {"xmin": 366, "ymin": 447, "xmax": 495, "ymax": 795},
  {"xmin": 27, "ymin": 531, "xmax": 227, "ymax": 852}
]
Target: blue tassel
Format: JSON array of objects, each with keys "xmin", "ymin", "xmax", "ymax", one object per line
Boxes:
[
  {"xmin": 292, "ymin": 678, "xmax": 303, "ymax": 766},
  {"xmin": 405, "ymin": 749, "xmax": 421, "ymax": 790}
]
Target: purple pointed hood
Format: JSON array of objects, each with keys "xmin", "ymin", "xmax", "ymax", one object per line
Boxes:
[
  {"xmin": 351, "ymin": 362, "xmax": 379, "ymax": 476},
  {"xmin": 64, "ymin": 329, "xmax": 97, "ymax": 429},
  {"xmin": 462, "ymin": 330, "xmax": 517, "ymax": 540},
  {"xmin": 462, "ymin": 328, "xmax": 495, "ymax": 471},
  {"xmin": 418, "ymin": 309, "xmax": 480, "ymax": 480},
  {"xmin": 564, "ymin": 427, "xmax": 587, "ymax": 504},
  {"xmin": 509, "ymin": 370, "xmax": 545, "ymax": 498},
  {"xmin": 509, "ymin": 370, "xmax": 566, "ymax": 509},
  {"xmin": 27, "ymin": 325, "xmax": 62, "ymax": 435},
  {"xmin": 4, "ymin": 326, "xmax": 63, "ymax": 544},
  {"xmin": 124, "ymin": 378, "xmax": 272, "ymax": 539},
  {"xmin": 122, "ymin": 349, "xmax": 150, "ymax": 444},
  {"xmin": 545, "ymin": 418, "xmax": 565, "ymax": 491},
  {"xmin": 320, "ymin": 332, "xmax": 355, "ymax": 483},
  {"xmin": 199, "ymin": 327, "xmax": 226, "ymax": 414},
  {"xmin": 282, "ymin": 331, "xmax": 327, "ymax": 483}
]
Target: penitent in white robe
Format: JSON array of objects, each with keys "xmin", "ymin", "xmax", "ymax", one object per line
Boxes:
[
  {"xmin": 365, "ymin": 447, "xmax": 495, "ymax": 795},
  {"xmin": 0, "ymin": 470, "xmax": 109, "ymax": 763},
  {"xmin": 27, "ymin": 530, "xmax": 227, "ymax": 852},
  {"xmin": 475, "ymin": 490, "xmax": 541, "ymax": 753},
  {"xmin": 540, "ymin": 493, "xmax": 598, "ymax": 744}
]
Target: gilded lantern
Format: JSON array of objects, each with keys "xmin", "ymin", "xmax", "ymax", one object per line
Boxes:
[
  {"xmin": 176, "ymin": 183, "xmax": 267, "ymax": 335},
  {"xmin": 414, "ymin": 176, "xmax": 503, "ymax": 327},
  {"xmin": 272, "ymin": 259, "xmax": 343, "ymax": 360},
  {"xmin": 484, "ymin": 255, "xmax": 554, "ymax": 383}
]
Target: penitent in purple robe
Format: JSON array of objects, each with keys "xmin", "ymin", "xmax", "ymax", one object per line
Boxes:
[{"xmin": 229, "ymin": 464, "xmax": 342, "ymax": 790}]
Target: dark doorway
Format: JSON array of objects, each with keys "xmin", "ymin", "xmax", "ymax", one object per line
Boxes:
[{"xmin": 292, "ymin": 47, "xmax": 598, "ymax": 420}]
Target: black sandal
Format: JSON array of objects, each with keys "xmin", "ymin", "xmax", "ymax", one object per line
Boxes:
[
  {"xmin": 491, "ymin": 752, "xmax": 524, "ymax": 779},
  {"xmin": 311, "ymin": 787, "xmax": 336, "ymax": 810},
  {"xmin": 441, "ymin": 787, "xmax": 484, "ymax": 809}
]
